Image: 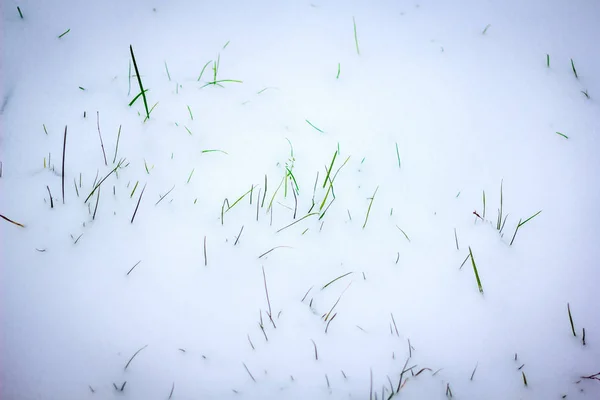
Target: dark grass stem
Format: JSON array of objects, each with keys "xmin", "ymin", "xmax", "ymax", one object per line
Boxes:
[
  {"xmin": 61, "ymin": 126, "xmax": 67, "ymax": 204},
  {"xmin": 96, "ymin": 112, "xmax": 107, "ymax": 166},
  {"xmin": 130, "ymin": 45, "xmax": 150, "ymax": 119}
]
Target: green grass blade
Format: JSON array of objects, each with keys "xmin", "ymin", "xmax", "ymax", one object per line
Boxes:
[
  {"xmin": 336, "ymin": 63, "xmax": 341, "ymax": 79},
  {"xmin": 306, "ymin": 119, "xmax": 324, "ymax": 133},
  {"xmin": 567, "ymin": 303, "xmax": 577, "ymax": 336},
  {"xmin": 323, "ymin": 151, "xmax": 338, "ymax": 188},
  {"xmin": 129, "ymin": 45, "xmax": 150, "ymax": 119},
  {"xmin": 519, "ymin": 210, "xmax": 542, "ymax": 226},
  {"xmin": 353, "ymin": 17, "xmax": 360, "ymax": 55},
  {"xmin": 128, "ymin": 89, "xmax": 149, "ymax": 107},
  {"xmin": 362, "ymin": 186, "xmax": 379, "ymax": 229},
  {"xmin": 468, "ymin": 246, "xmax": 484, "ymax": 294},
  {"xmin": 555, "ymin": 131, "xmax": 569, "ymax": 139},
  {"xmin": 322, "ymin": 272, "xmax": 353, "ymax": 290},
  {"xmin": 395, "ymin": 142, "xmax": 401, "ymax": 169},
  {"xmin": 197, "ymin": 60, "xmax": 212, "ymax": 81},
  {"xmin": 570, "ymin": 58, "xmax": 578, "ymax": 79},
  {"xmin": 58, "ymin": 28, "xmax": 70, "ymax": 39}
]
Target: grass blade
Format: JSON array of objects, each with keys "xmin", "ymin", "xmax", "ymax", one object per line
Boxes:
[
  {"xmin": 570, "ymin": 58, "xmax": 578, "ymax": 79},
  {"xmin": 567, "ymin": 302, "xmax": 577, "ymax": 337},
  {"xmin": 468, "ymin": 246, "xmax": 484, "ymax": 294},
  {"xmin": 129, "ymin": 45, "xmax": 150, "ymax": 120},
  {"xmin": 362, "ymin": 186, "xmax": 379, "ymax": 229},
  {"xmin": 1, "ymin": 214, "xmax": 25, "ymax": 228},
  {"xmin": 61, "ymin": 126, "xmax": 67, "ymax": 204},
  {"xmin": 353, "ymin": 17, "xmax": 360, "ymax": 55},
  {"xmin": 306, "ymin": 119, "xmax": 324, "ymax": 133}
]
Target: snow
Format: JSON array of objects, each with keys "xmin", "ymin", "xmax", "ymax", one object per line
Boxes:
[{"xmin": 1, "ymin": 0, "xmax": 599, "ymax": 399}]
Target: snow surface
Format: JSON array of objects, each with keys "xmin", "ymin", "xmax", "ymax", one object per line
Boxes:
[{"xmin": 1, "ymin": 0, "xmax": 600, "ymax": 399}]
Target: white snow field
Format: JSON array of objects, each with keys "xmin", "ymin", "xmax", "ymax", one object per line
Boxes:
[{"xmin": 1, "ymin": 0, "xmax": 599, "ymax": 399}]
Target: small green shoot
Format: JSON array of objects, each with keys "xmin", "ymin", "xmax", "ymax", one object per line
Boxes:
[
  {"xmin": 336, "ymin": 63, "xmax": 341, "ymax": 79},
  {"xmin": 164, "ymin": 61, "xmax": 171, "ymax": 81},
  {"xmin": 197, "ymin": 61, "xmax": 212, "ymax": 81},
  {"xmin": 362, "ymin": 186, "xmax": 379, "ymax": 229},
  {"xmin": 17, "ymin": 6, "xmax": 24, "ymax": 19},
  {"xmin": 322, "ymin": 272, "xmax": 353, "ymax": 290},
  {"xmin": 184, "ymin": 126, "xmax": 192, "ymax": 135},
  {"xmin": 187, "ymin": 105, "xmax": 193, "ymax": 120},
  {"xmin": 223, "ymin": 40, "xmax": 230, "ymax": 50},
  {"xmin": 129, "ymin": 45, "xmax": 150, "ymax": 120},
  {"xmin": 113, "ymin": 125, "xmax": 121, "ymax": 164},
  {"xmin": 482, "ymin": 24, "xmax": 491, "ymax": 35},
  {"xmin": 201, "ymin": 79, "xmax": 243, "ymax": 88},
  {"xmin": 482, "ymin": 190, "xmax": 486, "ymax": 219},
  {"xmin": 84, "ymin": 159, "xmax": 126, "ymax": 203},
  {"xmin": 581, "ymin": 90, "xmax": 590, "ymax": 99},
  {"xmin": 130, "ymin": 181, "xmax": 139, "ymax": 198},
  {"xmin": 202, "ymin": 149, "xmax": 229, "ymax": 155},
  {"xmin": 143, "ymin": 159, "xmax": 153, "ymax": 174},
  {"xmin": 323, "ymin": 150, "xmax": 338, "ymax": 188},
  {"xmin": 555, "ymin": 131, "xmax": 569, "ymax": 139},
  {"xmin": 128, "ymin": 61, "xmax": 132, "ymax": 96},
  {"xmin": 522, "ymin": 371, "xmax": 528, "ymax": 387},
  {"xmin": 496, "ymin": 180, "xmax": 504, "ymax": 230},
  {"xmin": 276, "ymin": 212, "xmax": 319, "ymax": 233},
  {"xmin": 468, "ymin": 246, "xmax": 484, "ymax": 294},
  {"xmin": 395, "ymin": 142, "xmax": 401, "ymax": 169},
  {"xmin": 570, "ymin": 58, "xmax": 578, "ymax": 79},
  {"xmin": 353, "ymin": 17, "xmax": 360, "ymax": 55},
  {"xmin": 78, "ymin": 86, "xmax": 86, "ymax": 91},
  {"xmin": 187, "ymin": 169, "xmax": 195, "ymax": 184},
  {"xmin": 306, "ymin": 119, "xmax": 324, "ymax": 133},
  {"xmin": 58, "ymin": 29, "xmax": 71, "ymax": 39},
  {"xmin": 257, "ymin": 87, "xmax": 275, "ymax": 94},
  {"xmin": 43, "ymin": 124, "xmax": 48, "ymax": 135},
  {"xmin": 509, "ymin": 210, "xmax": 542, "ymax": 246},
  {"xmin": 396, "ymin": 225, "xmax": 410, "ymax": 242},
  {"xmin": 546, "ymin": 54, "xmax": 550, "ymax": 68},
  {"xmin": 567, "ymin": 303, "xmax": 576, "ymax": 337}
]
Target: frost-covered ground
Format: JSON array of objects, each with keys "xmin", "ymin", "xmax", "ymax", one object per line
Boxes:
[{"xmin": 1, "ymin": 1, "xmax": 599, "ymax": 399}]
